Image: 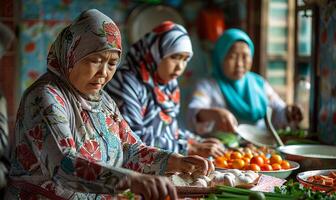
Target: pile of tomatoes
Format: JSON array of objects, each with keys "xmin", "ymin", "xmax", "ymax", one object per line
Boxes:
[{"xmin": 215, "ymin": 145, "xmax": 292, "ymax": 171}]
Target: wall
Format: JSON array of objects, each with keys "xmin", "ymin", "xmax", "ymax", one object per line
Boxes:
[
  {"xmin": 16, "ymin": 0, "xmax": 247, "ymax": 130},
  {"xmin": 317, "ymin": 1, "xmax": 336, "ymax": 145}
]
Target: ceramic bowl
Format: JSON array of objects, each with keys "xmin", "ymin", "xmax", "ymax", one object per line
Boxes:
[{"xmin": 259, "ymin": 160, "xmax": 300, "ymax": 179}]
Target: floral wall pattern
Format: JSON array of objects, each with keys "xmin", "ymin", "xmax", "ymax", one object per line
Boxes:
[
  {"xmin": 20, "ymin": 21, "xmax": 68, "ymax": 92},
  {"xmin": 19, "ymin": 0, "xmax": 246, "ymax": 128},
  {"xmin": 317, "ymin": 1, "xmax": 336, "ymax": 145},
  {"xmin": 19, "ymin": 0, "xmax": 130, "ymax": 93}
]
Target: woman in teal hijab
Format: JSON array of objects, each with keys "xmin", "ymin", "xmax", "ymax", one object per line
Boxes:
[
  {"xmin": 212, "ymin": 28, "xmax": 268, "ymax": 124},
  {"xmin": 188, "ymin": 29, "xmax": 303, "ymax": 134}
]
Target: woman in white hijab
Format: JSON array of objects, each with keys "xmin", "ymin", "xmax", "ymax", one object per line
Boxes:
[{"xmin": 105, "ymin": 21, "xmax": 225, "ymax": 158}]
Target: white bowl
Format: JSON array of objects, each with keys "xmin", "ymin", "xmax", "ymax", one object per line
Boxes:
[
  {"xmin": 216, "ymin": 161, "xmax": 300, "ymax": 179},
  {"xmin": 258, "ymin": 160, "xmax": 300, "ymax": 179}
]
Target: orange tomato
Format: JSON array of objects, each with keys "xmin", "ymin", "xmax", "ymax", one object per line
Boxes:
[
  {"xmin": 242, "ymin": 157, "xmax": 250, "ymax": 164},
  {"xmin": 232, "ymin": 159, "xmax": 245, "ymax": 169},
  {"xmin": 216, "ymin": 156, "xmax": 225, "ymax": 160},
  {"xmin": 270, "ymin": 154, "xmax": 283, "ymax": 165},
  {"xmin": 227, "ymin": 159, "xmax": 235, "ymax": 164},
  {"xmin": 244, "ymin": 152, "xmax": 253, "ymax": 159},
  {"xmin": 218, "ymin": 160, "xmax": 228, "ymax": 168},
  {"xmin": 260, "ymin": 154, "xmax": 269, "ymax": 164},
  {"xmin": 215, "ymin": 157, "xmax": 228, "ymax": 168},
  {"xmin": 243, "ymin": 164, "xmax": 249, "ymax": 170},
  {"xmin": 260, "ymin": 164, "xmax": 273, "ymax": 171},
  {"xmin": 215, "ymin": 156, "xmax": 226, "ymax": 162},
  {"xmin": 250, "ymin": 156, "xmax": 264, "ymax": 166},
  {"xmin": 248, "ymin": 164, "xmax": 261, "ymax": 172},
  {"xmin": 227, "ymin": 162, "xmax": 233, "ymax": 169},
  {"xmin": 230, "ymin": 152, "xmax": 243, "ymax": 160},
  {"xmin": 281, "ymin": 160, "xmax": 291, "ymax": 169},
  {"xmin": 224, "ymin": 151, "xmax": 231, "ymax": 159},
  {"xmin": 271, "ymin": 163, "xmax": 282, "ymax": 170}
]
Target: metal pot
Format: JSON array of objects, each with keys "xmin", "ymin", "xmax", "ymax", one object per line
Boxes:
[
  {"xmin": 126, "ymin": 5, "xmax": 184, "ymax": 44},
  {"xmin": 277, "ymin": 145, "xmax": 336, "ymax": 172}
]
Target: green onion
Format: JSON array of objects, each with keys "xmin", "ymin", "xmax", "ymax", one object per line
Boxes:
[{"xmin": 205, "ymin": 185, "xmax": 298, "ymax": 200}]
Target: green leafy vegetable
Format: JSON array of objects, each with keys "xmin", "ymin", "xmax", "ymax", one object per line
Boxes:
[{"xmin": 274, "ymin": 179, "xmax": 336, "ymax": 200}]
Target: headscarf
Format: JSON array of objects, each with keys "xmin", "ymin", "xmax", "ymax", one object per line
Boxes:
[
  {"xmin": 121, "ymin": 21, "xmax": 193, "ymax": 121},
  {"xmin": 23, "ymin": 9, "xmax": 122, "ymax": 136},
  {"xmin": 47, "ymin": 9, "xmax": 121, "ymax": 85},
  {"xmin": 212, "ymin": 28, "xmax": 268, "ymax": 124}
]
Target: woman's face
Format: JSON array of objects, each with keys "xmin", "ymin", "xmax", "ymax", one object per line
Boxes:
[
  {"xmin": 222, "ymin": 41, "xmax": 252, "ymax": 80},
  {"xmin": 68, "ymin": 51, "xmax": 120, "ymax": 95},
  {"xmin": 157, "ymin": 52, "xmax": 190, "ymax": 84}
]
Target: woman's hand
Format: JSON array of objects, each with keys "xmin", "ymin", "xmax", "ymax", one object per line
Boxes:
[
  {"xmin": 202, "ymin": 137, "xmax": 224, "ymax": 146},
  {"xmin": 212, "ymin": 108, "xmax": 238, "ymax": 132},
  {"xmin": 188, "ymin": 140, "xmax": 226, "ymax": 158},
  {"xmin": 166, "ymin": 154, "xmax": 214, "ymax": 176},
  {"xmin": 197, "ymin": 108, "xmax": 238, "ymax": 133},
  {"xmin": 117, "ymin": 173, "xmax": 177, "ymax": 200},
  {"xmin": 285, "ymin": 104, "xmax": 303, "ymax": 125}
]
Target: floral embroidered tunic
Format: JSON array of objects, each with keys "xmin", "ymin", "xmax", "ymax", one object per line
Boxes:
[{"xmin": 6, "ymin": 9, "xmax": 171, "ymax": 200}]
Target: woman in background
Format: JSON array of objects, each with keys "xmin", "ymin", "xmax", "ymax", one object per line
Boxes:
[
  {"xmin": 188, "ymin": 28, "xmax": 303, "ymax": 135},
  {"xmin": 105, "ymin": 21, "xmax": 225, "ymax": 158},
  {"xmin": 6, "ymin": 9, "xmax": 213, "ymax": 200}
]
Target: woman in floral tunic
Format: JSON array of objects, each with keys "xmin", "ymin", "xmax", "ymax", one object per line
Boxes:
[
  {"xmin": 6, "ymin": 9, "xmax": 213, "ymax": 200},
  {"xmin": 105, "ymin": 21, "xmax": 225, "ymax": 158}
]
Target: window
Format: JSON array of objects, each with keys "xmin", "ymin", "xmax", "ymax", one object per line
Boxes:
[
  {"xmin": 260, "ymin": 0, "xmax": 315, "ymax": 129},
  {"xmin": 294, "ymin": 1, "xmax": 315, "ymax": 130},
  {"xmin": 260, "ymin": 0, "xmax": 295, "ymax": 103}
]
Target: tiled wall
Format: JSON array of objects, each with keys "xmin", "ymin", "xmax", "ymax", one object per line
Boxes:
[
  {"xmin": 1, "ymin": 0, "xmax": 247, "ymax": 136},
  {"xmin": 317, "ymin": 1, "xmax": 336, "ymax": 145}
]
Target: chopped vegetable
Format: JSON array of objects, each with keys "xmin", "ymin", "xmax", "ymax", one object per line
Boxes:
[
  {"xmin": 306, "ymin": 171, "xmax": 336, "ymax": 186},
  {"xmin": 205, "ymin": 185, "xmax": 297, "ymax": 200},
  {"xmin": 274, "ymin": 179, "xmax": 336, "ymax": 200},
  {"xmin": 121, "ymin": 190, "xmax": 135, "ymax": 200}
]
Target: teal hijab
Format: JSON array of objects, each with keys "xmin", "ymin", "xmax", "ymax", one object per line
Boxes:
[{"xmin": 212, "ymin": 28, "xmax": 268, "ymax": 124}]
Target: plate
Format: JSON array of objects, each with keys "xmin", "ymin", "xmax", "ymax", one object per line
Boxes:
[
  {"xmin": 236, "ymin": 124, "xmax": 276, "ymax": 147},
  {"xmin": 126, "ymin": 5, "xmax": 185, "ymax": 43},
  {"xmin": 296, "ymin": 169, "xmax": 336, "ymax": 192}
]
